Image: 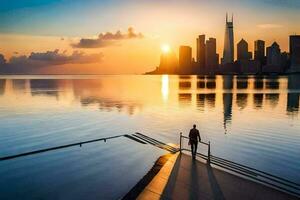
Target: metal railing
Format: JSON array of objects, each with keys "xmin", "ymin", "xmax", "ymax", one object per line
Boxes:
[
  {"xmin": 179, "ymin": 132, "xmax": 211, "ymax": 164},
  {"xmin": 178, "ymin": 133, "xmax": 300, "ymax": 198}
]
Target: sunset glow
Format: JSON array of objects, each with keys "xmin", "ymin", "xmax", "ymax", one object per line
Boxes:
[
  {"xmin": 0, "ymin": 0, "xmax": 300, "ymax": 74},
  {"xmin": 161, "ymin": 44, "xmax": 171, "ymax": 54}
]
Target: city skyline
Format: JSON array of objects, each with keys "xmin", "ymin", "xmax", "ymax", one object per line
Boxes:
[
  {"xmin": 150, "ymin": 15, "xmax": 300, "ymax": 75},
  {"xmin": 0, "ymin": 0, "xmax": 300, "ymax": 74}
]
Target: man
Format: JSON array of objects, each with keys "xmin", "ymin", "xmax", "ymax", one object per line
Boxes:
[{"xmin": 189, "ymin": 124, "xmax": 201, "ymax": 159}]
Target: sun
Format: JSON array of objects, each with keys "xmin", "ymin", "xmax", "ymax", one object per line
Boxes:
[{"xmin": 161, "ymin": 44, "xmax": 171, "ymax": 53}]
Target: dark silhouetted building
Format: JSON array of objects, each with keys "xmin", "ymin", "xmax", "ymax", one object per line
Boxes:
[
  {"xmin": 266, "ymin": 42, "xmax": 281, "ymax": 66},
  {"xmin": 239, "ymin": 60, "xmax": 260, "ymax": 74},
  {"xmin": 179, "ymin": 46, "xmax": 192, "ymax": 73},
  {"xmin": 205, "ymin": 38, "xmax": 219, "ymax": 72},
  {"xmin": 254, "ymin": 40, "xmax": 265, "ymax": 65},
  {"xmin": 263, "ymin": 42, "xmax": 284, "ymax": 73},
  {"xmin": 222, "ymin": 13, "xmax": 234, "ymax": 65},
  {"xmin": 289, "ymin": 35, "xmax": 300, "ymax": 72},
  {"xmin": 158, "ymin": 50, "xmax": 178, "ymax": 74},
  {"xmin": 197, "ymin": 35, "xmax": 206, "ymax": 69},
  {"xmin": 237, "ymin": 39, "xmax": 252, "ymax": 61}
]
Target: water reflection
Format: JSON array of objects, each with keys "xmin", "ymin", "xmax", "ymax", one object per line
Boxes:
[
  {"xmin": 265, "ymin": 93, "xmax": 279, "ymax": 108},
  {"xmin": 1, "ymin": 75, "xmax": 299, "ymax": 187},
  {"xmin": 12, "ymin": 79, "xmax": 27, "ymax": 91},
  {"xmin": 236, "ymin": 93, "xmax": 248, "ymax": 110},
  {"xmin": 0, "ymin": 75, "xmax": 299, "ymax": 119},
  {"xmin": 0, "ymin": 79, "xmax": 5, "ymax": 95},
  {"xmin": 178, "ymin": 93, "xmax": 192, "ymax": 105},
  {"xmin": 197, "ymin": 80, "xmax": 205, "ymax": 89},
  {"xmin": 223, "ymin": 75, "xmax": 233, "ymax": 89},
  {"xmin": 72, "ymin": 79, "xmax": 142, "ymax": 115},
  {"xmin": 254, "ymin": 78, "xmax": 264, "ymax": 89},
  {"xmin": 30, "ymin": 79, "xmax": 60, "ymax": 97},
  {"xmin": 179, "ymin": 81, "xmax": 191, "ymax": 90},
  {"xmin": 265, "ymin": 79, "xmax": 279, "ymax": 90},
  {"xmin": 196, "ymin": 93, "xmax": 216, "ymax": 110},
  {"xmin": 206, "ymin": 80, "xmax": 216, "ymax": 89},
  {"xmin": 161, "ymin": 75, "xmax": 169, "ymax": 102},
  {"xmin": 253, "ymin": 93, "xmax": 264, "ymax": 109},
  {"xmin": 287, "ymin": 75, "xmax": 300, "ymax": 114},
  {"xmin": 236, "ymin": 78, "xmax": 248, "ymax": 89},
  {"xmin": 223, "ymin": 93, "xmax": 233, "ymax": 134}
]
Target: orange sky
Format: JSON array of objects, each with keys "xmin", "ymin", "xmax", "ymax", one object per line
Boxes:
[{"xmin": 0, "ymin": 0, "xmax": 299, "ymax": 74}]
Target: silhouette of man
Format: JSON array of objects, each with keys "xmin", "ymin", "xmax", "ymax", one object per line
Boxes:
[{"xmin": 189, "ymin": 124, "xmax": 201, "ymax": 159}]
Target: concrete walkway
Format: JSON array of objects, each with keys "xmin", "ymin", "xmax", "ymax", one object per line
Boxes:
[{"xmin": 138, "ymin": 152, "xmax": 297, "ymax": 200}]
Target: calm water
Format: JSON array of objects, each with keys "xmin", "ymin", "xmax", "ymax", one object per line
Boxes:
[{"xmin": 0, "ymin": 75, "xmax": 300, "ymax": 199}]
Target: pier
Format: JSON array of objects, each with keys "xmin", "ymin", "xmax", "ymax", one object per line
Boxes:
[
  {"xmin": 124, "ymin": 133, "xmax": 300, "ymax": 200},
  {"xmin": 1, "ymin": 132, "xmax": 299, "ymax": 199},
  {"xmin": 137, "ymin": 152, "xmax": 298, "ymax": 200}
]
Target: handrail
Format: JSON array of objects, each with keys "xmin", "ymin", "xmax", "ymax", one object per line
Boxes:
[
  {"xmin": 180, "ymin": 132, "xmax": 211, "ymax": 164},
  {"xmin": 0, "ymin": 134, "xmax": 125, "ymax": 161},
  {"xmin": 180, "ymin": 135, "xmax": 209, "ymax": 145}
]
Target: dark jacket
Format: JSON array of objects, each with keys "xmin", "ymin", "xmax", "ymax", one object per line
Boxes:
[{"xmin": 189, "ymin": 128, "xmax": 201, "ymax": 142}]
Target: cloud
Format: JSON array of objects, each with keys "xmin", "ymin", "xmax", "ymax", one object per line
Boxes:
[
  {"xmin": 72, "ymin": 27, "xmax": 144, "ymax": 48},
  {"xmin": 257, "ymin": 23, "xmax": 283, "ymax": 29},
  {"xmin": 27, "ymin": 49, "xmax": 102, "ymax": 65},
  {"xmin": 0, "ymin": 50, "xmax": 103, "ymax": 73}
]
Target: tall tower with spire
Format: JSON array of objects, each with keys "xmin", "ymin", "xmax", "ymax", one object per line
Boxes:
[{"xmin": 221, "ymin": 13, "xmax": 234, "ymax": 65}]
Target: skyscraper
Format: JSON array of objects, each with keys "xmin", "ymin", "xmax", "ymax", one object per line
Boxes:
[
  {"xmin": 159, "ymin": 50, "xmax": 178, "ymax": 74},
  {"xmin": 266, "ymin": 42, "xmax": 281, "ymax": 67},
  {"xmin": 179, "ymin": 46, "xmax": 192, "ymax": 73},
  {"xmin": 290, "ymin": 35, "xmax": 300, "ymax": 72},
  {"xmin": 222, "ymin": 13, "xmax": 234, "ymax": 64},
  {"xmin": 254, "ymin": 40, "xmax": 265, "ymax": 64},
  {"xmin": 205, "ymin": 38, "xmax": 219, "ymax": 70},
  {"xmin": 237, "ymin": 39, "xmax": 252, "ymax": 61},
  {"xmin": 196, "ymin": 35, "xmax": 206, "ymax": 68}
]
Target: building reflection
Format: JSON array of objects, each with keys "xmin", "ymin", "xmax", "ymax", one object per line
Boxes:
[
  {"xmin": 1, "ymin": 75, "xmax": 299, "ymax": 118},
  {"xmin": 236, "ymin": 93, "xmax": 248, "ymax": 110},
  {"xmin": 265, "ymin": 78, "xmax": 280, "ymax": 89},
  {"xmin": 178, "ymin": 93, "xmax": 192, "ymax": 105},
  {"xmin": 254, "ymin": 78, "xmax": 264, "ymax": 89},
  {"xmin": 206, "ymin": 75, "xmax": 216, "ymax": 80},
  {"xmin": 206, "ymin": 93, "xmax": 216, "ymax": 108},
  {"xmin": 223, "ymin": 93, "xmax": 233, "ymax": 134},
  {"xmin": 287, "ymin": 75, "xmax": 300, "ymax": 114},
  {"xmin": 179, "ymin": 81, "xmax": 191, "ymax": 90},
  {"xmin": 196, "ymin": 94, "xmax": 205, "ymax": 109},
  {"xmin": 179, "ymin": 75, "xmax": 191, "ymax": 79},
  {"xmin": 223, "ymin": 75, "xmax": 233, "ymax": 89},
  {"xmin": 0, "ymin": 79, "xmax": 6, "ymax": 95},
  {"xmin": 236, "ymin": 77, "xmax": 248, "ymax": 89},
  {"xmin": 196, "ymin": 93, "xmax": 216, "ymax": 110},
  {"xmin": 265, "ymin": 93, "xmax": 279, "ymax": 108},
  {"xmin": 197, "ymin": 75, "xmax": 205, "ymax": 80},
  {"xmin": 206, "ymin": 80, "xmax": 216, "ymax": 89},
  {"xmin": 12, "ymin": 80, "xmax": 27, "ymax": 91},
  {"xmin": 197, "ymin": 80, "xmax": 205, "ymax": 89},
  {"xmin": 253, "ymin": 93, "xmax": 264, "ymax": 109}
]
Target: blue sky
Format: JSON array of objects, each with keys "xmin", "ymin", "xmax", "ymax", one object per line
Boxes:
[{"xmin": 1, "ymin": 0, "xmax": 299, "ymax": 36}]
